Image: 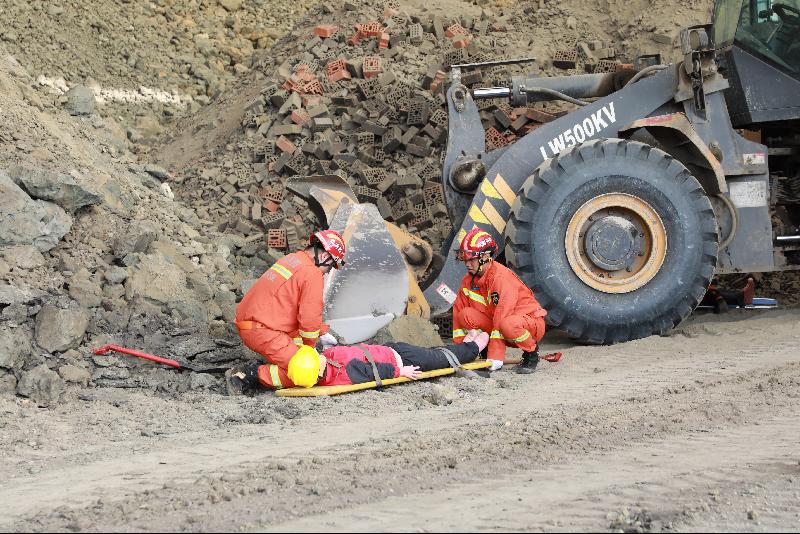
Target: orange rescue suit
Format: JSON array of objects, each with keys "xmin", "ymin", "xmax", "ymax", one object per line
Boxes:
[
  {"xmin": 452, "ymin": 261, "xmax": 547, "ymax": 361},
  {"xmin": 235, "ymin": 251, "xmax": 329, "ymax": 388}
]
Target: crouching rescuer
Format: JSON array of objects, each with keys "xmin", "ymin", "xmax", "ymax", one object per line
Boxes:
[
  {"xmin": 452, "ymin": 228, "xmax": 548, "ymax": 374},
  {"xmin": 230, "ymin": 230, "xmax": 346, "ymax": 391}
]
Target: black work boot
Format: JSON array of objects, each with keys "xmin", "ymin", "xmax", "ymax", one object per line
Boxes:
[
  {"xmin": 515, "ymin": 348, "xmax": 540, "ymax": 374},
  {"xmin": 225, "ymin": 361, "xmax": 262, "ymax": 396}
]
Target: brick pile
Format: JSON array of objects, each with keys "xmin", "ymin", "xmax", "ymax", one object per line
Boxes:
[
  {"xmin": 172, "ymin": 1, "xmax": 538, "ymax": 265},
  {"xmin": 552, "ymin": 39, "xmax": 623, "ymax": 73}
]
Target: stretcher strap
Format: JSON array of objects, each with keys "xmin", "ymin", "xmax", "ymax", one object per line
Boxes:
[
  {"xmin": 436, "ymin": 347, "xmax": 462, "ymax": 370},
  {"xmin": 326, "ymin": 358, "xmax": 342, "ymax": 368},
  {"xmin": 356, "ymin": 344, "xmax": 382, "ymax": 387}
]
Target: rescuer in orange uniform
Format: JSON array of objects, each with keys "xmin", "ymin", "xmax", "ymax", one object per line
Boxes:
[
  {"xmin": 452, "ymin": 228, "xmax": 547, "ymax": 374},
  {"xmin": 229, "ymin": 230, "xmax": 346, "ymax": 392}
]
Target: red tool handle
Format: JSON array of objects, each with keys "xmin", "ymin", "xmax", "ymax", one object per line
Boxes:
[
  {"xmin": 93, "ymin": 344, "xmax": 182, "ymax": 369},
  {"xmin": 542, "ymin": 352, "xmax": 562, "ymax": 363}
]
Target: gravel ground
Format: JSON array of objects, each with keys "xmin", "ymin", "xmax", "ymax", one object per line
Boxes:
[{"xmin": 1, "ymin": 308, "xmax": 799, "ymax": 532}]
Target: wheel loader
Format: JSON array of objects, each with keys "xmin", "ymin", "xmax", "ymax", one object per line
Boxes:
[{"xmin": 288, "ymin": 0, "xmax": 800, "ymax": 344}]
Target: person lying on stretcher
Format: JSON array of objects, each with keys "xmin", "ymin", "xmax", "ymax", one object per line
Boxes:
[{"xmin": 226, "ymin": 330, "xmax": 490, "ymax": 394}]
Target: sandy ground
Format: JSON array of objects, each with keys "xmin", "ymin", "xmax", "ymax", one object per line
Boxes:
[{"xmin": 2, "ymin": 306, "xmax": 799, "ymax": 532}]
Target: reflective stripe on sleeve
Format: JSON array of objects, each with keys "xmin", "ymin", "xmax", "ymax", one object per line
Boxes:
[
  {"xmin": 452, "ymin": 329, "xmax": 467, "ymax": 338},
  {"xmin": 490, "ymin": 330, "xmax": 504, "ymax": 339},
  {"xmin": 299, "ymin": 329, "xmax": 320, "ymax": 339},
  {"xmin": 292, "ymin": 337, "xmax": 303, "ymax": 346},
  {"xmin": 462, "ymin": 288, "xmax": 487, "ymax": 306},
  {"xmin": 269, "ymin": 263, "xmax": 293, "ymax": 280}
]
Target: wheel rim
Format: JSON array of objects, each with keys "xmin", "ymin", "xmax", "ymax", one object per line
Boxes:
[{"xmin": 565, "ymin": 193, "xmax": 667, "ymax": 294}]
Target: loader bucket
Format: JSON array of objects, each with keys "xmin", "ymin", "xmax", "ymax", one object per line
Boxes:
[
  {"xmin": 286, "ymin": 175, "xmax": 433, "ymax": 341},
  {"xmin": 323, "ymin": 200, "xmax": 409, "ymax": 343}
]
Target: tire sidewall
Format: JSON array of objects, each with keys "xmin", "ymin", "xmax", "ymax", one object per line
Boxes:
[{"xmin": 528, "ymin": 145, "xmax": 712, "ymax": 329}]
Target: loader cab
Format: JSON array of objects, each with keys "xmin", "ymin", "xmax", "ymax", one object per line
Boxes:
[{"xmin": 714, "ymin": 0, "xmax": 800, "ymax": 126}]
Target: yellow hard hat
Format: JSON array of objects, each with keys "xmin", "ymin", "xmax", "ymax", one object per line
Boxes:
[{"xmin": 287, "ymin": 345, "xmax": 320, "ymax": 388}]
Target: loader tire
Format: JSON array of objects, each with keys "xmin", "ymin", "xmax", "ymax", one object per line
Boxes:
[{"xmin": 505, "ymin": 138, "xmax": 718, "ymax": 344}]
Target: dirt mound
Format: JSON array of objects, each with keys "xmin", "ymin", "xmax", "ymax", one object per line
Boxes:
[{"xmin": 0, "ymin": 0, "xmax": 313, "ymax": 144}]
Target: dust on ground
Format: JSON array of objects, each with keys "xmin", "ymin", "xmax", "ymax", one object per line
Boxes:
[{"xmin": 1, "ymin": 308, "xmax": 799, "ymax": 531}]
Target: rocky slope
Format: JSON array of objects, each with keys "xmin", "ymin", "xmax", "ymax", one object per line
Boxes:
[
  {"xmin": 0, "ymin": 0, "xmax": 313, "ymax": 147},
  {"xmin": 0, "ymin": 51, "xmax": 257, "ymax": 405}
]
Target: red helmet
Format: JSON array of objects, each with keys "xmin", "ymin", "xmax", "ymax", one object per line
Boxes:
[
  {"xmin": 311, "ymin": 229, "xmax": 346, "ymax": 268},
  {"xmin": 456, "ymin": 228, "xmax": 498, "ymax": 261}
]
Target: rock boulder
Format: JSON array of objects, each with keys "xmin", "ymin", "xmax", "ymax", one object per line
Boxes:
[
  {"xmin": 0, "ymin": 282, "xmax": 41, "ymax": 306},
  {"xmin": 0, "ymin": 372, "xmax": 16, "ymax": 394},
  {"xmin": 58, "ymin": 364, "xmax": 91, "ymax": 386},
  {"xmin": 16, "ymin": 365, "xmax": 64, "ymax": 407},
  {"xmin": 112, "ymin": 220, "xmax": 159, "ymax": 258},
  {"xmin": 0, "ymin": 324, "xmax": 33, "ymax": 371},
  {"xmin": 34, "ymin": 305, "xmax": 90, "ymax": 353},
  {"xmin": 1, "ymin": 245, "xmax": 45, "ymax": 269},
  {"xmin": 368, "ymin": 315, "xmax": 443, "ymax": 347},
  {"xmin": 0, "ymin": 171, "xmax": 72, "ymax": 252},
  {"xmin": 125, "ymin": 250, "xmax": 189, "ymax": 304},
  {"xmin": 8, "ymin": 166, "xmax": 102, "ymax": 213},
  {"xmin": 65, "ymin": 85, "xmax": 95, "ymax": 116}
]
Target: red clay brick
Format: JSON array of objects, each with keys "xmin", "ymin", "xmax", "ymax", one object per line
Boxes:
[
  {"xmin": 525, "ymin": 108, "xmax": 557, "ymax": 123},
  {"xmin": 291, "ymin": 109, "xmax": 311, "ymax": 125},
  {"xmin": 452, "ymin": 35, "xmax": 472, "ymax": 49},
  {"xmin": 326, "ymin": 58, "xmax": 351, "ymax": 82},
  {"xmin": 429, "ymin": 70, "xmax": 447, "ymax": 93},
  {"xmin": 445, "ymin": 24, "xmax": 466, "ymax": 38},
  {"xmin": 300, "ymin": 79, "xmax": 324, "ymax": 95},
  {"xmin": 363, "ymin": 55, "xmax": 382, "ymax": 78},
  {"xmin": 362, "ymin": 21, "xmax": 384, "ymax": 37},
  {"xmin": 267, "ymin": 229, "xmax": 287, "ymax": 249},
  {"xmin": 276, "ymin": 136, "xmax": 296, "ymax": 154},
  {"xmin": 314, "ymin": 24, "xmax": 339, "ymax": 38},
  {"xmin": 349, "ymin": 24, "xmax": 363, "ymax": 45}
]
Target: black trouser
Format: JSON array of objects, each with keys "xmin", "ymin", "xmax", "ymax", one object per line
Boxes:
[
  {"xmin": 384, "ymin": 341, "xmax": 480, "ymax": 371},
  {"xmin": 701, "ymin": 288, "xmax": 744, "ymax": 307}
]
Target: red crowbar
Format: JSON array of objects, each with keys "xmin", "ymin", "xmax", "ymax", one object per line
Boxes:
[{"xmin": 93, "ymin": 344, "xmax": 230, "ymax": 374}]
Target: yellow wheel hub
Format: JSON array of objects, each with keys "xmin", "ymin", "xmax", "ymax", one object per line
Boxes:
[{"xmin": 565, "ymin": 193, "xmax": 667, "ymax": 294}]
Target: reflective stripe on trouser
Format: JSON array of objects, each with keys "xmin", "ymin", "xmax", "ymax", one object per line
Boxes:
[
  {"xmin": 238, "ymin": 327, "xmax": 299, "ymax": 388},
  {"xmin": 257, "ymin": 364, "xmax": 290, "ymax": 389},
  {"xmin": 457, "ymin": 307, "xmax": 545, "ymax": 361}
]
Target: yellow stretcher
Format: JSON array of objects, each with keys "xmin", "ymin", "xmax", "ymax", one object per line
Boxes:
[{"xmin": 276, "ymin": 360, "xmax": 491, "ymax": 397}]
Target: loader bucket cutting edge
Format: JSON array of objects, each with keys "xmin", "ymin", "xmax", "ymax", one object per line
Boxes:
[{"xmin": 286, "ymin": 175, "xmax": 357, "ymax": 226}]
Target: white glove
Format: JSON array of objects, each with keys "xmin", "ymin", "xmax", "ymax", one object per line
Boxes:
[
  {"xmin": 319, "ymin": 332, "xmax": 338, "ymax": 349},
  {"xmin": 487, "ymin": 359, "xmax": 504, "ymax": 371}
]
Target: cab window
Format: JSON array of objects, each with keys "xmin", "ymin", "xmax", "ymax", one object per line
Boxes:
[{"xmin": 722, "ymin": 0, "xmax": 800, "ymax": 76}]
